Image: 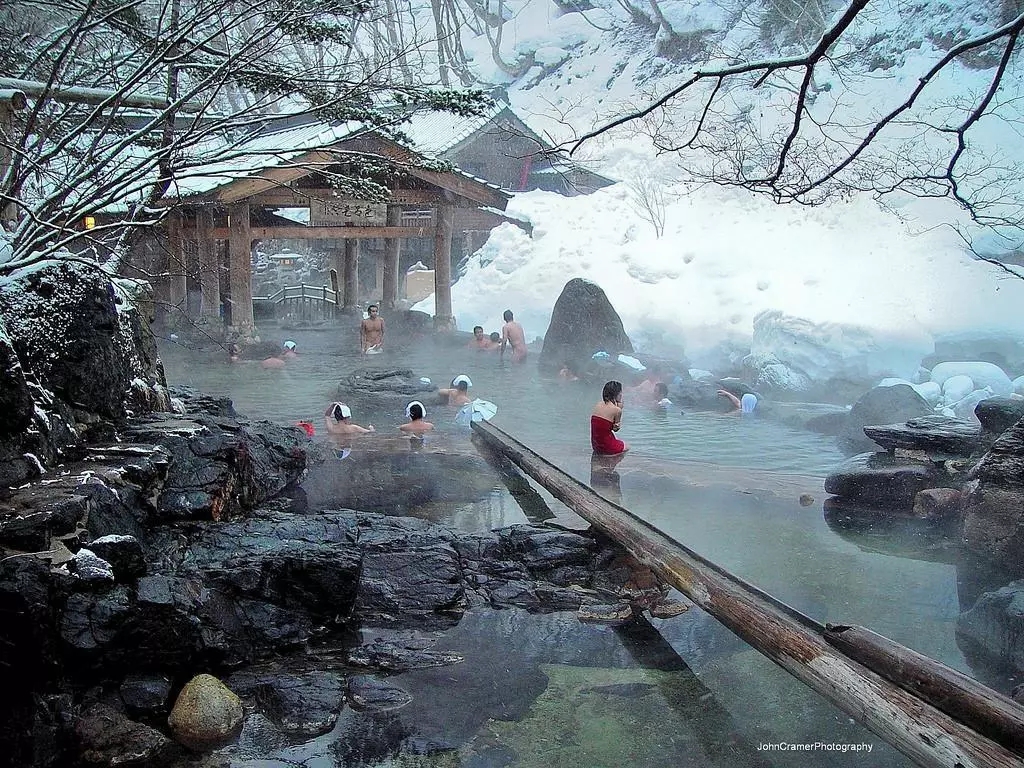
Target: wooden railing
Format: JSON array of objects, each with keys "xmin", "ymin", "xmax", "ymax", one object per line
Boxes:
[{"xmin": 253, "ymin": 284, "xmax": 339, "ymax": 322}]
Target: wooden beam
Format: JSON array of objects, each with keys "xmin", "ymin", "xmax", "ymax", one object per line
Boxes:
[
  {"xmin": 251, "ymin": 188, "xmax": 477, "ymax": 207},
  {"xmin": 824, "ymin": 624, "xmax": 1024, "ymax": 756},
  {"xmin": 343, "ymin": 239, "xmax": 358, "ymax": 309},
  {"xmin": 227, "ymin": 203, "xmax": 253, "ymax": 331},
  {"xmin": 469, "ymin": 421, "xmax": 1024, "ymax": 768},
  {"xmin": 196, "ymin": 207, "xmax": 220, "ymax": 323},
  {"xmin": 211, "ymin": 225, "xmax": 431, "ymax": 240}
]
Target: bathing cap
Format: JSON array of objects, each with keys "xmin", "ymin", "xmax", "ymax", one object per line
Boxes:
[
  {"xmin": 451, "ymin": 374, "xmax": 472, "ymax": 388},
  {"xmin": 740, "ymin": 393, "xmax": 758, "ymax": 413},
  {"xmin": 283, "ymin": 340, "xmax": 297, "ymax": 350},
  {"xmin": 333, "ymin": 403, "xmax": 351, "ymax": 419},
  {"xmin": 405, "ymin": 400, "xmax": 426, "ymax": 418}
]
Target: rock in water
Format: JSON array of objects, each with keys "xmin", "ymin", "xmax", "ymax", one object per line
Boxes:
[
  {"xmin": 539, "ymin": 278, "xmax": 633, "ymax": 375},
  {"xmin": 168, "ymin": 674, "xmax": 244, "ymax": 751}
]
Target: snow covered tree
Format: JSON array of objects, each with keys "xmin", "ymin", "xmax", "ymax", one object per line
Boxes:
[
  {"xmin": 569, "ymin": 0, "xmax": 1024, "ymax": 245},
  {"xmin": 0, "ymin": 0, "xmax": 489, "ymax": 274}
]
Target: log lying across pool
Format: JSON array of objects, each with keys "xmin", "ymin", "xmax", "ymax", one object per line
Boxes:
[{"xmin": 471, "ymin": 420, "xmax": 1024, "ymax": 768}]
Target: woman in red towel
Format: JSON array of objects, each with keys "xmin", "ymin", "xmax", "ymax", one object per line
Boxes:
[{"xmin": 591, "ymin": 380, "xmax": 629, "ymax": 455}]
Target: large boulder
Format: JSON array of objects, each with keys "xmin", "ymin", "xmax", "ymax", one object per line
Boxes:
[
  {"xmin": 961, "ymin": 419, "xmax": 1024, "ymax": 575},
  {"xmin": 824, "ymin": 452, "xmax": 955, "ymax": 508},
  {"xmin": 861, "ymin": 415, "xmax": 982, "ymax": 458},
  {"xmin": 167, "ymin": 674, "xmax": 244, "ymax": 751},
  {"xmin": 839, "ymin": 384, "xmax": 933, "ymax": 453},
  {"xmin": 0, "ymin": 318, "xmax": 33, "ymax": 438},
  {"xmin": 538, "ymin": 279, "xmax": 632, "ymax": 375}
]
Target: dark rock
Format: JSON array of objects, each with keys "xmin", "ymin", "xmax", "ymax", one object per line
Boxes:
[
  {"xmin": 498, "ymin": 526, "xmax": 595, "ymax": 572},
  {"xmin": 804, "ymin": 410, "xmax": 851, "ymax": 436},
  {"xmin": 824, "ymin": 452, "xmax": 954, "ymax": 508},
  {"xmin": 975, "ymin": 396, "xmax": 1024, "ymax": 437},
  {"xmin": 0, "ymin": 261, "xmax": 163, "ymax": 421},
  {"xmin": 668, "ymin": 377, "xmax": 728, "ymax": 411},
  {"xmin": 912, "ymin": 488, "xmax": 962, "ymax": 521},
  {"xmin": 968, "ymin": 419, "xmax": 1024, "ymax": 490},
  {"xmin": 356, "ymin": 543, "xmax": 464, "ymax": 626},
  {"xmin": 840, "ymin": 384, "xmax": 933, "ymax": 453},
  {"xmin": 1013, "ymin": 683, "xmax": 1024, "ymax": 705},
  {"xmin": 166, "ymin": 387, "xmax": 236, "ymax": 417},
  {"xmin": 119, "ymin": 675, "xmax": 173, "ymax": 718},
  {"xmin": 0, "ymin": 487, "xmax": 90, "ymax": 551},
  {"xmin": 956, "ymin": 580, "xmax": 1024, "ymax": 672},
  {"xmin": 347, "ymin": 639, "xmax": 464, "ymax": 672},
  {"xmin": 0, "ymin": 317, "xmax": 34, "ymax": 438},
  {"xmin": 862, "ymin": 415, "xmax": 982, "ymax": 457},
  {"xmin": 538, "ymin": 278, "xmax": 632, "ymax": 375},
  {"xmin": 229, "ymin": 670, "xmax": 345, "ymax": 738},
  {"xmin": 346, "ymin": 675, "xmax": 413, "ymax": 712},
  {"xmin": 88, "ymin": 535, "xmax": 147, "ymax": 581},
  {"xmin": 75, "ymin": 703, "xmax": 181, "ymax": 767},
  {"xmin": 338, "ymin": 368, "xmax": 437, "ymax": 414}
]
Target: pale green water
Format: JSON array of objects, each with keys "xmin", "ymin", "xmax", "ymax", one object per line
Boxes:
[{"xmin": 159, "ymin": 326, "xmax": 998, "ymax": 768}]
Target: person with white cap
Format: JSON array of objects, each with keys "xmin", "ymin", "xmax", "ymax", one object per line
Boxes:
[
  {"xmin": 323, "ymin": 401, "xmax": 375, "ymax": 437},
  {"xmin": 438, "ymin": 374, "xmax": 473, "ymax": 406},
  {"xmin": 399, "ymin": 401, "xmax": 434, "ymax": 433},
  {"xmin": 282, "ymin": 340, "xmax": 298, "ymax": 359}
]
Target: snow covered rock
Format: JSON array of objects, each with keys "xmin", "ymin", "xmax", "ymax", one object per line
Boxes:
[
  {"xmin": 930, "ymin": 361, "xmax": 1013, "ymax": 397},
  {"xmin": 941, "ymin": 374, "xmax": 976, "ymax": 403}
]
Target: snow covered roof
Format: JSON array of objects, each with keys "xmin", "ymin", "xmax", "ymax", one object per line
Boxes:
[{"xmin": 170, "ymin": 108, "xmax": 514, "ymax": 201}]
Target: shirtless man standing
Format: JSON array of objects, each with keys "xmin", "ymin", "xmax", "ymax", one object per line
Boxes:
[
  {"xmin": 360, "ymin": 304, "xmax": 385, "ymax": 354},
  {"xmin": 499, "ymin": 309, "xmax": 527, "ymax": 364}
]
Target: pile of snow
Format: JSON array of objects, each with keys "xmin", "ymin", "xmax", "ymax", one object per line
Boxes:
[
  {"xmin": 880, "ymin": 361, "xmax": 1023, "ymax": 421},
  {"xmin": 415, "ymin": 183, "xmax": 1024, "ymax": 389}
]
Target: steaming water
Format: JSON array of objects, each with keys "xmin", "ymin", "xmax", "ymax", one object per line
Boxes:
[{"xmin": 158, "ymin": 327, "xmax": 1001, "ymax": 768}]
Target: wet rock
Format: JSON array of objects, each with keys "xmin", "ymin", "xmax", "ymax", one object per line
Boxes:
[
  {"xmin": 120, "ymin": 675, "xmax": 173, "ymax": 718},
  {"xmin": 1013, "ymin": 683, "xmax": 1024, "ymax": 705},
  {"xmin": 76, "ymin": 703, "xmax": 181, "ymax": 767},
  {"xmin": 498, "ymin": 526, "xmax": 596, "ymax": 572},
  {"xmin": 229, "ymin": 670, "xmax": 344, "ymax": 738},
  {"xmin": 577, "ymin": 603, "xmax": 635, "ymax": 626},
  {"xmin": 975, "ymin": 396, "xmax": 1024, "ymax": 437},
  {"xmin": 167, "ymin": 674, "xmax": 244, "ymax": 752},
  {"xmin": 0, "ymin": 487, "xmax": 90, "ymax": 551},
  {"xmin": 956, "ymin": 581, "xmax": 1024, "ymax": 672},
  {"xmin": 234, "ymin": 713, "xmax": 288, "ymax": 757},
  {"xmin": 88, "ymin": 535, "xmax": 147, "ymax": 581},
  {"xmin": 167, "ymin": 387, "xmax": 236, "ymax": 418},
  {"xmin": 840, "ymin": 384, "xmax": 933, "ymax": 453},
  {"xmin": 346, "ymin": 675, "xmax": 413, "ymax": 712},
  {"xmin": 862, "ymin": 415, "xmax": 982, "ymax": 457},
  {"xmin": 338, "ymin": 367, "xmax": 438, "ymax": 413},
  {"xmin": 962, "ymin": 420, "xmax": 1024, "ymax": 574},
  {"xmin": 356, "ymin": 542, "xmax": 464, "ymax": 626},
  {"xmin": 67, "ymin": 549, "xmax": 115, "ymax": 585},
  {"xmin": 538, "ymin": 278, "xmax": 633, "ymax": 375},
  {"xmin": 824, "ymin": 452, "xmax": 954, "ymax": 508},
  {"xmin": 347, "ymin": 639, "xmax": 464, "ymax": 672},
  {"xmin": 912, "ymin": 488, "xmax": 962, "ymax": 522}
]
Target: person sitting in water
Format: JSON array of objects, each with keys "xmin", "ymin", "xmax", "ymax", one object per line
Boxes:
[
  {"xmin": 558, "ymin": 362, "xmax": 580, "ymax": 382},
  {"xmin": 360, "ymin": 304, "xmax": 385, "ymax": 354},
  {"xmin": 591, "ymin": 380, "xmax": 629, "ymax": 455},
  {"xmin": 226, "ymin": 341, "xmax": 241, "ymax": 362},
  {"xmin": 438, "ymin": 374, "xmax": 473, "ymax": 406},
  {"xmin": 652, "ymin": 382, "xmax": 672, "ymax": 409},
  {"xmin": 260, "ymin": 349, "xmax": 286, "ymax": 369},
  {"xmin": 282, "ymin": 340, "xmax": 299, "ymax": 359},
  {"xmin": 468, "ymin": 326, "xmax": 498, "ymax": 350},
  {"xmin": 323, "ymin": 402, "xmax": 375, "ymax": 437},
  {"xmin": 400, "ymin": 401, "xmax": 434, "ymax": 433},
  {"xmin": 717, "ymin": 389, "xmax": 758, "ymax": 413}
]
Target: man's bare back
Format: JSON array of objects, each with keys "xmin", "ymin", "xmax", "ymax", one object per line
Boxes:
[{"xmin": 500, "ymin": 311, "xmax": 527, "ymax": 363}]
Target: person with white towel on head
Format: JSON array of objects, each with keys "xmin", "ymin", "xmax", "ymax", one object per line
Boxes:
[
  {"xmin": 399, "ymin": 401, "xmax": 434, "ymax": 433},
  {"xmin": 323, "ymin": 402, "xmax": 375, "ymax": 437},
  {"xmin": 438, "ymin": 374, "xmax": 473, "ymax": 407}
]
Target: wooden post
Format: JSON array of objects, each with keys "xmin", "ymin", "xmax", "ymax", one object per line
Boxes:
[
  {"xmin": 382, "ymin": 205, "xmax": 402, "ymax": 310},
  {"xmin": 196, "ymin": 207, "xmax": 221, "ymax": 326},
  {"xmin": 433, "ymin": 203, "xmax": 454, "ymax": 329},
  {"xmin": 227, "ymin": 203, "xmax": 254, "ymax": 335},
  {"xmin": 469, "ymin": 420, "xmax": 1024, "ymax": 768},
  {"xmin": 343, "ymin": 238, "xmax": 358, "ymax": 310},
  {"xmin": 165, "ymin": 212, "xmax": 187, "ymax": 325}
]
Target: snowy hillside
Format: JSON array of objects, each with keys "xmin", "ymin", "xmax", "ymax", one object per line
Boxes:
[{"xmin": 415, "ymin": 0, "xmax": 1024, "ymax": 393}]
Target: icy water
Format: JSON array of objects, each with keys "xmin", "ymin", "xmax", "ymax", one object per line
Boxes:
[{"xmin": 159, "ymin": 326, "xmax": 995, "ymax": 768}]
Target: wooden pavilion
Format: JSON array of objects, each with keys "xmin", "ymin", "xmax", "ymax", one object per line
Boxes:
[{"xmin": 160, "ymin": 123, "xmax": 514, "ymax": 335}]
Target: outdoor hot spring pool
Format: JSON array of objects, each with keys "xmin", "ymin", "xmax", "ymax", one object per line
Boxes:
[{"xmin": 156, "ymin": 328, "xmax": 1003, "ymax": 768}]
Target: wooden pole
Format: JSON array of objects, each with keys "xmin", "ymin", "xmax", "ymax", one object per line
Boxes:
[
  {"xmin": 227, "ymin": 203, "xmax": 253, "ymax": 335},
  {"xmin": 343, "ymin": 238, "xmax": 358, "ymax": 310},
  {"xmin": 382, "ymin": 205, "xmax": 402, "ymax": 310},
  {"xmin": 165, "ymin": 212, "xmax": 187, "ymax": 325},
  {"xmin": 433, "ymin": 203, "xmax": 454, "ymax": 329},
  {"xmin": 469, "ymin": 420, "xmax": 1023, "ymax": 768},
  {"xmin": 196, "ymin": 207, "xmax": 220, "ymax": 325},
  {"xmin": 824, "ymin": 624, "xmax": 1024, "ymax": 756}
]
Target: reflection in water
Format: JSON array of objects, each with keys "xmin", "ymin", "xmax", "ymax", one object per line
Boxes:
[{"xmin": 590, "ymin": 451, "xmax": 626, "ymax": 505}]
